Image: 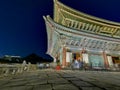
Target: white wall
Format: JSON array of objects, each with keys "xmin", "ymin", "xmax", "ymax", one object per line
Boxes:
[
  {"xmin": 66, "ymin": 52, "xmax": 72, "ymax": 62},
  {"xmin": 82, "ymin": 53, "xmax": 89, "ymax": 63},
  {"xmin": 107, "ymin": 56, "xmax": 113, "ymax": 67}
]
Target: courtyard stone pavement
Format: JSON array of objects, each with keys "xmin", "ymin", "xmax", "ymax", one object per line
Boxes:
[{"xmin": 0, "ymin": 69, "xmax": 119, "ymax": 90}]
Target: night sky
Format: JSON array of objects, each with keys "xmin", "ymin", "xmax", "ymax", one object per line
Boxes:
[{"xmin": 0, "ymin": 0, "xmax": 120, "ymax": 59}]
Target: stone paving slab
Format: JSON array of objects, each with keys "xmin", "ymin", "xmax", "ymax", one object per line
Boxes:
[
  {"xmin": 10, "ymin": 78, "xmax": 26, "ymax": 82},
  {"xmin": 77, "ymin": 77, "xmax": 96, "ymax": 82},
  {"xmin": 53, "ymin": 84, "xmax": 79, "ymax": 90},
  {"xmin": 1, "ymin": 86, "xmax": 33, "ymax": 90},
  {"xmin": 106, "ymin": 80, "xmax": 120, "ymax": 86},
  {"xmin": 27, "ymin": 79, "xmax": 47, "ymax": 85},
  {"xmin": 47, "ymin": 74, "xmax": 61, "ymax": 78},
  {"xmin": 0, "ymin": 80, "xmax": 9, "ymax": 86},
  {"xmin": 48, "ymin": 78, "xmax": 70, "ymax": 84},
  {"xmin": 80, "ymin": 87, "xmax": 103, "ymax": 90},
  {"xmin": 71, "ymin": 80, "xmax": 94, "ymax": 87},
  {"xmin": 4, "ymin": 80, "xmax": 28, "ymax": 87},
  {"xmin": 0, "ymin": 69, "xmax": 119, "ymax": 90},
  {"xmin": 64, "ymin": 77, "xmax": 80, "ymax": 81},
  {"xmin": 61, "ymin": 74, "xmax": 75, "ymax": 78},
  {"xmin": 38, "ymin": 76, "xmax": 48, "ymax": 79},
  {"xmin": 33, "ymin": 84, "xmax": 52, "ymax": 90},
  {"xmin": 105, "ymin": 87, "xmax": 120, "ymax": 90},
  {"xmin": 90, "ymin": 81, "xmax": 116, "ymax": 88}
]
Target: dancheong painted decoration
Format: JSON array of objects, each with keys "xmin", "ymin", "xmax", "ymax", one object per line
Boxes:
[{"xmin": 43, "ymin": 0, "xmax": 120, "ymax": 70}]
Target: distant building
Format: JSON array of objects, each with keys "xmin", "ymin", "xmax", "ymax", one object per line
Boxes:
[
  {"xmin": 3, "ymin": 55, "xmax": 21, "ymax": 63},
  {"xmin": 43, "ymin": 0, "xmax": 120, "ymax": 69}
]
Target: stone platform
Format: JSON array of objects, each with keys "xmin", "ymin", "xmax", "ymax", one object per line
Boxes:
[{"xmin": 0, "ymin": 69, "xmax": 119, "ymax": 90}]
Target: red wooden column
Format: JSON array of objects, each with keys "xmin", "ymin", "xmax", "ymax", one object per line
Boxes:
[
  {"xmin": 62, "ymin": 47, "xmax": 66, "ymax": 68},
  {"xmin": 79, "ymin": 51, "xmax": 83, "ymax": 61},
  {"xmin": 103, "ymin": 51, "xmax": 109, "ymax": 69}
]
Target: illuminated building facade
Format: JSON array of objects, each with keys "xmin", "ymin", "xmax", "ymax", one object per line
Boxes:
[{"xmin": 44, "ymin": 0, "xmax": 120, "ymax": 69}]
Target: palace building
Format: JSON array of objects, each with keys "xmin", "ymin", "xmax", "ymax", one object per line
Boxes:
[{"xmin": 43, "ymin": 0, "xmax": 120, "ymax": 69}]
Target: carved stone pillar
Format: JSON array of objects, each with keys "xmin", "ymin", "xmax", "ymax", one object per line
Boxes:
[{"xmin": 102, "ymin": 52, "xmax": 109, "ymax": 69}]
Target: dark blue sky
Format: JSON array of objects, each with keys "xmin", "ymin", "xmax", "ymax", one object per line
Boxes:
[{"xmin": 0, "ymin": 0, "xmax": 120, "ymax": 58}]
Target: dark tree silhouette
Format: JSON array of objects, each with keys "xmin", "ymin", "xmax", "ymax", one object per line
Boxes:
[{"xmin": 22, "ymin": 53, "xmax": 53, "ymax": 64}]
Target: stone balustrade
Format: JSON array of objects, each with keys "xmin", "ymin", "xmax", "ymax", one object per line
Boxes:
[{"xmin": 0, "ymin": 63, "xmax": 37, "ymax": 77}]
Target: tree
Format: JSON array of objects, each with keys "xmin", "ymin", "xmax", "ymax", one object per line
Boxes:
[{"xmin": 22, "ymin": 53, "xmax": 45, "ymax": 64}]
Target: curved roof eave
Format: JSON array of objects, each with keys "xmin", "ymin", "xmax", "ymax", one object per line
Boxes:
[
  {"xmin": 46, "ymin": 15, "xmax": 120, "ymax": 43},
  {"xmin": 55, "ymin": 0, "xmax": 120, "ymax": 27}
]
